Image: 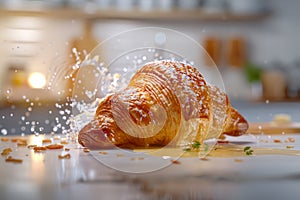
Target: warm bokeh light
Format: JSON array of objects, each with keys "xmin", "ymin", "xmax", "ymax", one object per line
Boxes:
[{"xmin": 28, "ymin": 72, "xmax": 46, "ymax": 89}]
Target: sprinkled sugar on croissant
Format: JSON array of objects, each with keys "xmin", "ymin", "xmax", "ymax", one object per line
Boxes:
[{"xmin": 78, "ymin": 60, "xmax": 248, "ymax": 149}]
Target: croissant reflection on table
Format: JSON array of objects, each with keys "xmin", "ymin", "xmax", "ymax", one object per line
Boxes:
[{"xmin": 78, "ymin": 60, "xmax": 248, "ymax": 149}]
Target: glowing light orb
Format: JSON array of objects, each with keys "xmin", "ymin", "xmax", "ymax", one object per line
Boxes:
[{"xmin": 28, "ymin": 72, "xmax": 46, "ymax": 89}]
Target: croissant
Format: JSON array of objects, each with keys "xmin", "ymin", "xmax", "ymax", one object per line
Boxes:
[{"xmin": 78, "ymin": 60, "xmax": 248, "ymax": 149}]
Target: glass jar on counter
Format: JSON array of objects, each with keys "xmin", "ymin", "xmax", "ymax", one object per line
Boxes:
[{"xmin": 261, "ymin": 69, "xmax": 287, "ymax": 100}]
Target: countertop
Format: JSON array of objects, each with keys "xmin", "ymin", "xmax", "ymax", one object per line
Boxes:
[
  {"xmin": 1, "ymin": 100, "xmax": 299, "ymax": 135},
  {"xmin": 1, "ymin": 133, "xmax": 300, "ymax": 200}
]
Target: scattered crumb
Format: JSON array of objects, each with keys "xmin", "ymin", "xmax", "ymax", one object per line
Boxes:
[
  {"xmin": 234, "ymin": 159, "xmax": 244, "ymax": 163},
  {"xmin": 42, "ymin": 139, "xmax": 52, "ymax": 144},
  {"xmin": 286, "ymin": 145, "xmax": 294, "ymax": 149},
  {"xmin": 217, "ymin": 140, "xmax": 229, "ymax": 144},
  {"xmin": 83, "ymin": 148, "xmax": 90, "ymax": 153},
  {"xmin": 116, "ymin": 154, "xmax": 124, "ymax": 157},
  {"xmin": 131, "ymin": 157, "xmax": 144, "ymax": 161},
  {"xmin": 260, "ymin": 140, "xmax": 269, "ymax": 143},
  {"xmin": 27, "ymin": 144, "xmax": 37, "ymax": 148},
  {"xmin": 1, "ymin": 138, "xmax": 9, "ymax": 142},
  {"xmin": 98, "ymin": 151, "xmax": 108, "ymax": 155},
  {"xmin": 53, "ymin": 137, "xmax": 60, "ymax": 140},
  {"xmin": 33, "ymin": 146, "xmax": 47, "ymax": 152},
  {"xmin": 11, "ymin": 138, "xmax": 19, "ymax": 143},
  {"xmin": 60, "ymin": 140, "xmax": 69, "ymax": 145},
  {"xmin": 20, "ymin": 139, "xmax": 27, "ymax": 143},
  {"xmin": 11, "ymin": 138, "xmax": 27, "ymax": 143},
  {"xmin": 58, "ymin": 154, "xmax": 71, "ymax": 159},
  {"xmin": 288, "ymin": 137, "xmax": 295, "ymax": 143},
  {"xmin": 64, "ymin": 148, "xmax": 70, "ymax": 151},
  {"xmin": 273, "ymin": 139, "xmax": 281, "ymax": 143},
  {"xmin": 5, "ymin": 156, "xmax": 23, "ymax": 163},
  {"xmin": 200, "ymin": 157, "xmax": 209, "ymax": 161},
  {"xmin": 171, "ymin": 159, "xmax": 181, "ymax": 164},
  {"xmin": 17, "ymin": 141, "xmax": 28, "ymax": 147},
  {"xmin": 46, "ymin": 144, "xmax": 64, "ymax": 150},
  {"xmin": 1, "ymin": 148, "xmax": 12, "ymax": 156},
  {"xmin": 33, "ymin": 144, "xmax": 64, "ymax": 152}
]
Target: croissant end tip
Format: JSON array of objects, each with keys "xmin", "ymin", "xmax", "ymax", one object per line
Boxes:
[{"xmin": 78, "ymin": 123, "xmax": 116, "ymax": 150}]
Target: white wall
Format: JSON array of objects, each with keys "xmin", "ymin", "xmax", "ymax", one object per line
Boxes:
[
  {"xmin": 91, "ymin": 0, "xmax": 300, "ymax": 68},
  {"xmin": 0, "ymin": 0, "xmax": 299, "ymax": 99}
]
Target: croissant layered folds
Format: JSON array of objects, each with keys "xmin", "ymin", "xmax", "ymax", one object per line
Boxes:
[{"xmin": 78, "ymin": 60, "xmax": 248, "ymax": 149}]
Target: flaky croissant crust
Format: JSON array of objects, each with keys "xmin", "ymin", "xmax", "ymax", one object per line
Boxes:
[{"xmin": 78, "ymin": 60, "xmax": 248, "ymax": 149}]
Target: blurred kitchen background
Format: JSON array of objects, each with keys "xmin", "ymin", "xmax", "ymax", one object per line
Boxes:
[{"xmin": 0, "ymin": 0, "xmax": 299, "ymax": 135}]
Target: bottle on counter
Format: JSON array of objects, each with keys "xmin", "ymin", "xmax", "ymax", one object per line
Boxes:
[
  {"xmin": 222, "ymin": 37, "xmax": 251, "ymax": 100},
  {"xmin": 286, "ymin": 62, "xmax": 300, "ymax": 99}
]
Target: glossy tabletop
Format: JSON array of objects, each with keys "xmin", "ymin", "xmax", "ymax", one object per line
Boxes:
[{"xmin": 1, "ymin": 133, "xmax": 300, "ymax": 200}]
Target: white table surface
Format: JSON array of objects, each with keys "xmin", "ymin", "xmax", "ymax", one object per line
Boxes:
[{"xmin": 1, "ymin": 133, "xmax": 300, "ymax": 200}]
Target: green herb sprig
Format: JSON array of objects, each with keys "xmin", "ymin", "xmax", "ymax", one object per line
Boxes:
[
  {"xmin": 243, "ymin": 146, "xmax": 253, "ymax": 156},
  {"xmin": 184, "ymin": 141, "xmax": 201, "ymax": 152}
]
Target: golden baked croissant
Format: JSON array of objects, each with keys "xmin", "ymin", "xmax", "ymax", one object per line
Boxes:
[{"xmin": 78, "ymin": 60, "xmax": 248, "ymax": 149}]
